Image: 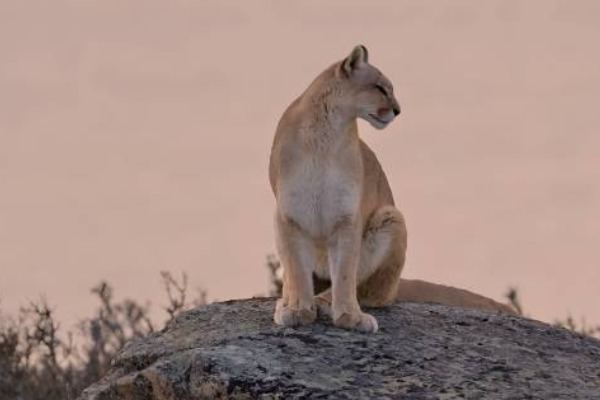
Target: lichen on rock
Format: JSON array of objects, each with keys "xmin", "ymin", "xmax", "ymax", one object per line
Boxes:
[{"xmin": 79, "ymin": 298, "xmax": 600, "ymax": 400}]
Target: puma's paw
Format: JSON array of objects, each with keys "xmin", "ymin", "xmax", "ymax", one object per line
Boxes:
[
  {"xmin": 333, "ymin": 310, "xmax": 379, "ymax": 333},
  {"xmin": 315, "ymin": 295, "xmax": 333, "ymax": 318},
  {"xmin": 274, "ymin": 299, "xmax": 317, "ymax": 327}
]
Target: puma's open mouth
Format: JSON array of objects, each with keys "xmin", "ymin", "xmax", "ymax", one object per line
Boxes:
[{"xmin": 369, "ymin": 114, "xmax": 389, "ymax": 124}]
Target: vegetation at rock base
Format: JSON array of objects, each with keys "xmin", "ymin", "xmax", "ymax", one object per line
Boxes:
[
  {"xmin": 0, "ymin": 258, "xmax": 597, "ymax": 399},
  {"xmin": 0, "ymin": 271, "xmax": 204, "ymax": 400},
  {"xmin": 505, "ymin": 285, "xmax": 600, "ymax": 338}
]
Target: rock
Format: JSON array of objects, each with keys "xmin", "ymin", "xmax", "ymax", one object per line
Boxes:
[{"xmin": 78, "ymin": 298, "xmax": 600, "ymax": 400}]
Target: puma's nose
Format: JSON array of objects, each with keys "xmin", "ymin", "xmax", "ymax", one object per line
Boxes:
[{"xmin": 393, "ymin": 106, "xmax": 400, "ymax": 116}]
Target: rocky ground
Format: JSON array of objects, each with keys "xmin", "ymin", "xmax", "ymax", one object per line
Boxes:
[{"xmin": 79, "ymin": 298, "xmax": 600, "ymax": 400}]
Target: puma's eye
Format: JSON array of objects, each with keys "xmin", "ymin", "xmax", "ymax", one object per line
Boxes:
[{"xmin": 374, "ymin": 84, "xmax": 387, "ymax": 95}]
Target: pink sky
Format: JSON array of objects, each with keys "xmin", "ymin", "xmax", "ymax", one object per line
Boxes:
[{"xmin": 1, "ymin": 1, "xmax": 599, "ymax": 330}]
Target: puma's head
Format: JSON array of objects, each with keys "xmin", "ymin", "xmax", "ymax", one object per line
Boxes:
[{"xmin": 337, "ymin": 45, "xmax": 400, "ymax": 130}]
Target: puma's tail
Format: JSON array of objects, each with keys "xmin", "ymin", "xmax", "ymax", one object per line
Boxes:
[{"xmin": 396, "ymin": 278, "xmax": 517, "ymax": 315}]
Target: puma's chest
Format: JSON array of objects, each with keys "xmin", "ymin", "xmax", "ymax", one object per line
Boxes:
[{"xmin": 277, "ymin": 159, "xmax": 362, "ymax": 237}]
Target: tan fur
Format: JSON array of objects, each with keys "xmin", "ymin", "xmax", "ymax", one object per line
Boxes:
[
  {"xmin": 396, "ymin": 279, "xmax": 516, "ymax": 315},
  {"xmin": 269, "ymin": 45, "xmax": 514, "ymax": 333}
]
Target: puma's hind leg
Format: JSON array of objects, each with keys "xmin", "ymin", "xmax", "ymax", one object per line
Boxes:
[
  {"xmin": 357, "ymin": 205, "xmax": 407, "ymax": 307},
  {"xmin": 314, "ymin": 206, "xmax": 407, "ymax": 315}
]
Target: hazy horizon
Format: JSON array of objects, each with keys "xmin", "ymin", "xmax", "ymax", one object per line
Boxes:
[{"xmin": 1, "ymin": 0, "xmax": 599, "ymax": 330}]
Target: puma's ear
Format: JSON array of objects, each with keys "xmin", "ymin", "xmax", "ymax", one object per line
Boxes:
[{"xmin": 342, "ymin": 44, "xmax": 369, "ymax": 76}]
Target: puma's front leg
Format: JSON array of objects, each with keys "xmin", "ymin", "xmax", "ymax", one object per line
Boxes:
[
  {"xmin": 274, "ymin": 213, "xmax": 317, "ymax": 327},
  {"xmin": 328, "ymin": 218, "xmax": 378, "ymax": 333}
]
